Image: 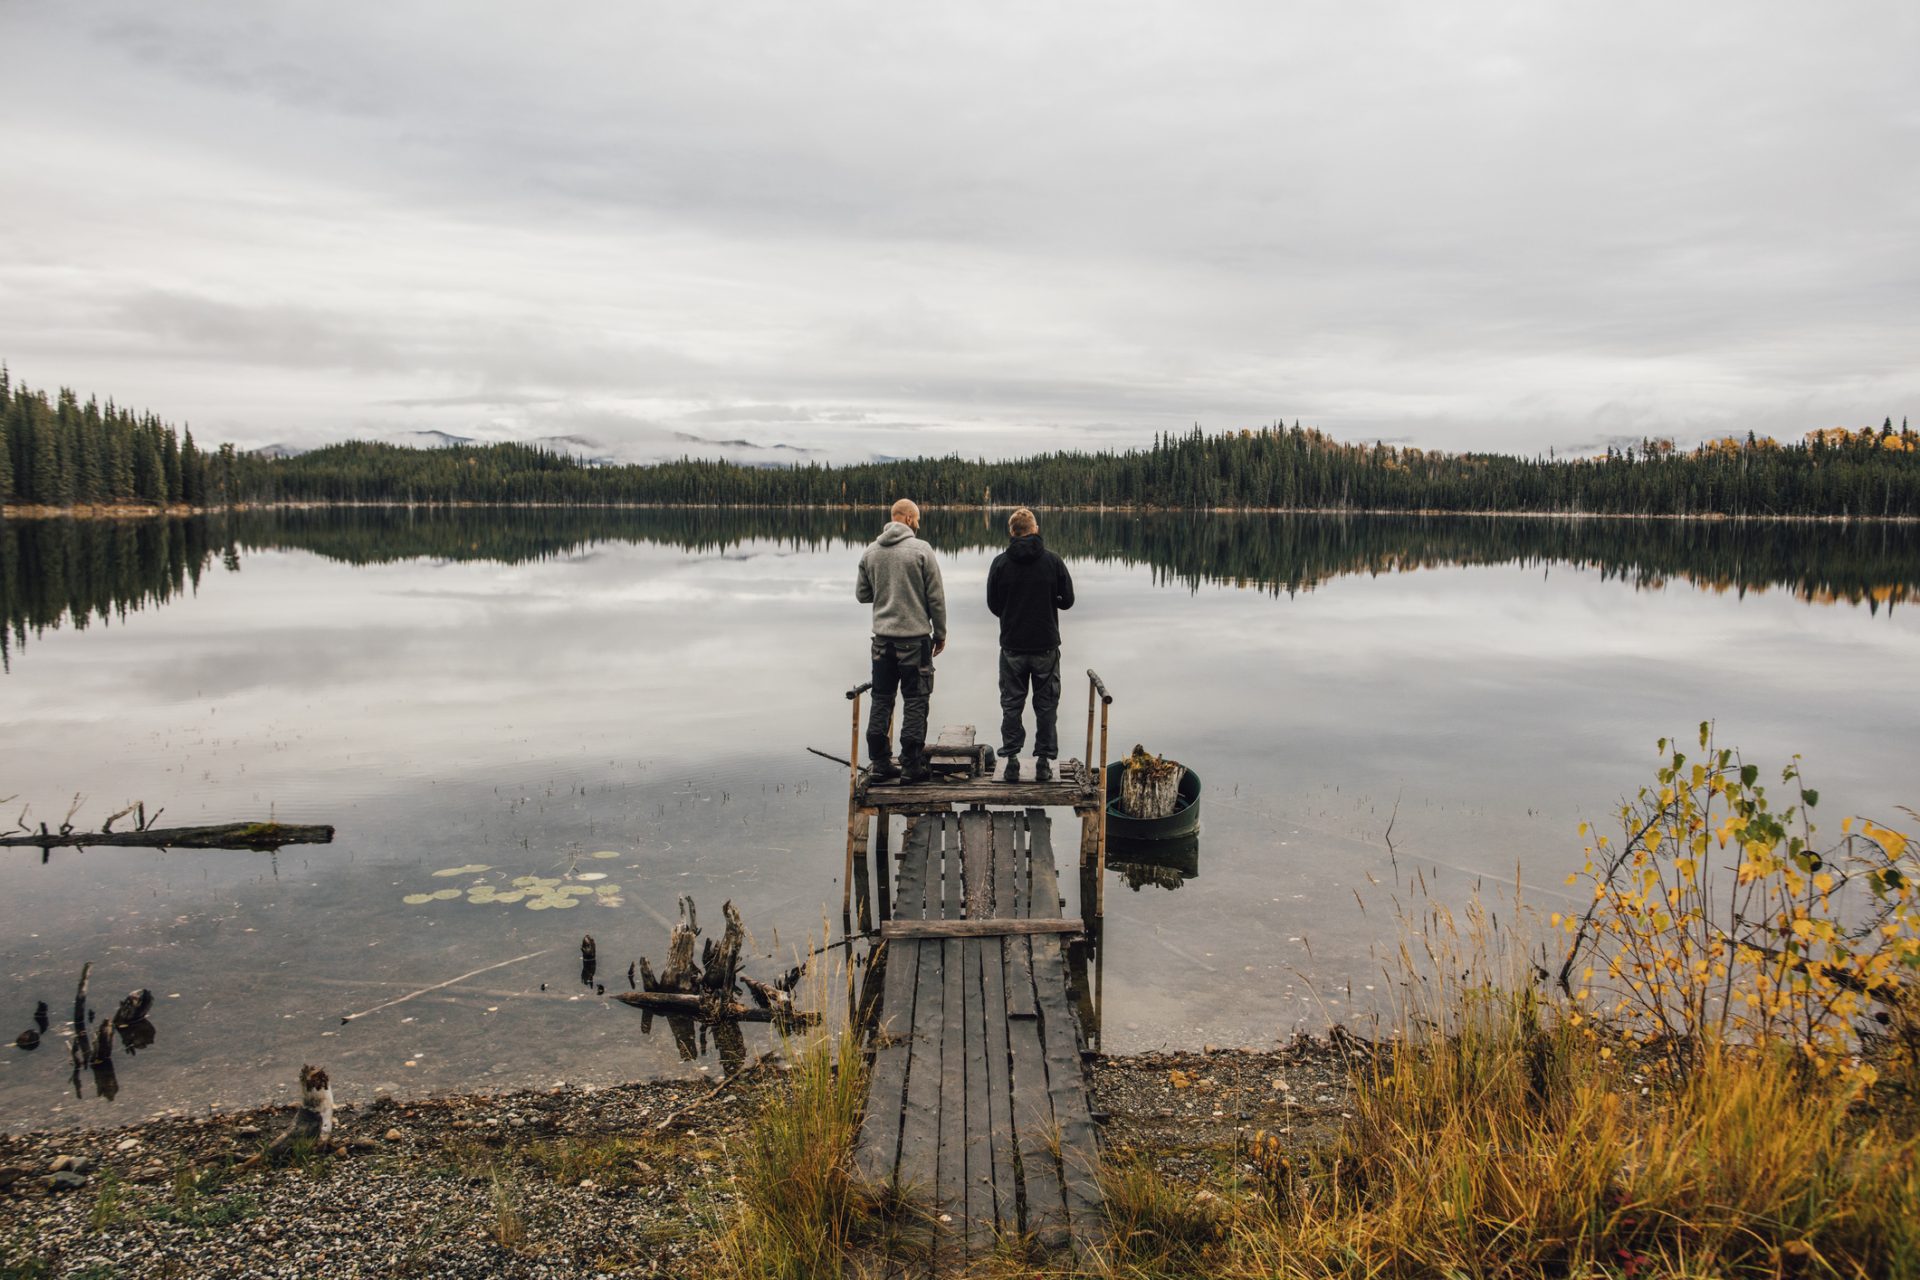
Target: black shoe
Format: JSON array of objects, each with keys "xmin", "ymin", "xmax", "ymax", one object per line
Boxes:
[
  {"xmin": 1001, "ymin": 756, "xmax": 1021, "ymax": 783},
  {"xmin": 1034, "ymin": 758, "xmax": 1053, "ymax": 782},
  {"xmin": 900, "ymin": 745, "xmax": 931, "ymax": 785},
  {"xmin": 868, "ymin": 757, "xmax": 900, "ymax": 783}
]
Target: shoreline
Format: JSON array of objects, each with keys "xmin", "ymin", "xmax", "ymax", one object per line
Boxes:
[
  {"xmin": 0, "ymin": 1042, "xmax": 1351, "ymax": 1277},
  {"xmin": 5, "ymin": 499, "xmax": 1918, "ymax": 524}
]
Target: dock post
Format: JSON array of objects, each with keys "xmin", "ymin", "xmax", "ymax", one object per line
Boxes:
[
  {"xmin": 873, "ymin": 809, "xmax": 891, "ymax": 923},
  {"xmin": 844, "ymin": 681, "xmax": 873, "ymax": 937},
  {"xmin": 1087, "ymin": 670, "xmax": 1113, "ymax": 922}
]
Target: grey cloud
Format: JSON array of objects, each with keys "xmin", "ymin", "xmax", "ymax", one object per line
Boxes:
[{"xmin": 1, "ymin": 1, "xmax": 1914, "ymax": 461}]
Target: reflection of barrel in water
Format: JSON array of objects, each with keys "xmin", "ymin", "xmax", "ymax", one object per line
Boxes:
[{"xmin": 1107, "ymin": 831, "xmax": 1201, "ymax": 892}]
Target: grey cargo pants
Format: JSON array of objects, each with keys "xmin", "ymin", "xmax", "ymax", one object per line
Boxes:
[
  {"xmin": 998, "ymin": 647, "xmax": 1061, "ymax": 760},
  {"xmin": 867, "ymin": 634, "xmax": 935, "ymax": 762}
]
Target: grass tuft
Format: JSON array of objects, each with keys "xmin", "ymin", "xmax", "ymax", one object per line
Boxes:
[{"xmin": 719, "ymin": 1026, "xmax": 872, "ymax": 1280}]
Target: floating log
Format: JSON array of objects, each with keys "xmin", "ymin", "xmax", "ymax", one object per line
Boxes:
[
  {"xmin": 1, "ymin": 822, "xmax": 334, "ymax": 851},
  {"xmin": 615, "ymin": 991, "xmax": 775, "ymax": 1021},
  {"xmin": 1119, "ymin": 745, "xmax": 1185, "ymax": 820}
]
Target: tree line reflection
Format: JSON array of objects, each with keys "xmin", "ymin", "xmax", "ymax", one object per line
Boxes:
[{"xmin": 4, "ymin": 508, "xmax": 1912, "ymax": 668}]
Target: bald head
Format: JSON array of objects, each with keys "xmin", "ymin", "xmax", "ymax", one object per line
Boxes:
[{"xmin": 890, "ymin": 498, "xmax": 921, "ymax": 528}]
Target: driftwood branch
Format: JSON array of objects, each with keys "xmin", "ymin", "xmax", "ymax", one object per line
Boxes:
[
  {"xmin": 1, "ymin": 821, "xmax": 334, "ymax": 851},
  {"xmin": 614, "ymin": 991, "xmax": 777, "ymax": 1021},
  {"xmin": 623, "ymin": 896, "xmax": 816, "ymax": 1027}
]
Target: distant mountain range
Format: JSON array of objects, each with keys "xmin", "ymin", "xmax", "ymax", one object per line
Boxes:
[{"xmin": 251, "ymin": 428, "xmax": 823, "ymax": 469}]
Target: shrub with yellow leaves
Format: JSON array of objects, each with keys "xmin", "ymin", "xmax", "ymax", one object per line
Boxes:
[{"xmin": 1556, "ymin": 722, "xmax": 1918, "ymax": 1078}]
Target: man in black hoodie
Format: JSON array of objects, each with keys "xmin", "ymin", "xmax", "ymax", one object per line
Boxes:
[{"xmin": 986, "ymin": 507, "xmax": 1075, "ymax": 783}]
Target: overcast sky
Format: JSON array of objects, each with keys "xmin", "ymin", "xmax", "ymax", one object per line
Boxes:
[{"xmin": 2, "ymin": 3, "xmax": 1914, "ymax": 464}]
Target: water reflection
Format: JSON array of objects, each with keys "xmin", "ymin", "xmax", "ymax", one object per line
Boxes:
[
  {"xmin": 1108, "ymin": 832, "xmax": 1202, "ymax": 892},
  {"xmin": 5, "ymin": 508, "xmax": 1914, "ymax": 667},
  {"xmin": 4, "ymin": 504, "xmax": 1916, "ymax": 1130}
]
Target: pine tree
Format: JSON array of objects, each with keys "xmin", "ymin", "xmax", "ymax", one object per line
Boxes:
[{"xmin": 161, "ymin": 426, "xmax": 183, "ymax": 503}]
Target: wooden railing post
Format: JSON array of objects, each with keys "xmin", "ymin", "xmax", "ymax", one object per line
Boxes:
[
  {"xmin": 844, "ymin": 681, "xmax": 873, "ymax": 937},
  {"xmin": 1085, "ymin": 670, "xmax": 1113, "ymax": 924}
]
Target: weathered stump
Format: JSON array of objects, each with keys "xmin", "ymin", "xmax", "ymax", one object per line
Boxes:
[{"xmin": 1120, "ymin": 744, "xmax": 1186, "ymax": 819}]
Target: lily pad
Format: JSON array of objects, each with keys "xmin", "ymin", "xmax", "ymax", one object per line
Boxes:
[
  {"xmin": 590, "ymin": 851, "xmax": 621, "ymax": 860},
  {"xmin": 467, "ymin": 889, "xmax": 498, "ymax": 903},
  {"xmin": 401, "ymin": 893, "xmax": 436, "ymax": 906},
  {"xmin": 525, "ymin": 899, "xmax": 553, "ymax": 911},
  {"xmin": 432, "ymin": 863, "xmax": 491, "ymax": 877},
  {"xmin": 430, "ymin": 888, "xmax": 464, "ymax": 901},
  {"xmin": 574, "ymin": 872, "xmax": 608, "ymax": 882},
  {"xmin": 559, "ymin": 885, "xmax": 594, "ymax": 897},
  {"xmin": 593, "ymin": 884, "xmax": 622, "ymax": 896},
  {"xmin": 544, "ymin": 896, "xmax": 580, "ymax": 909},
  {"xmin": 493, "ymin": 891, "xmax": 526, "ymax": 904},
  {"xmin": 595, "ymin": 895, "xmax": 625, "ymax": 907}
]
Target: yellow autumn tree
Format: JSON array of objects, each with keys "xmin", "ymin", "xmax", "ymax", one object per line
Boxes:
[{"xmin": 1556, "ymin": 723, "xmax": 1919, "ymax": 1079}]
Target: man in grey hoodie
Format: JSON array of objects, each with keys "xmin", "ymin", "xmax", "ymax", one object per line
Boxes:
[{"xmin": 856, "ymin": 499, "xmax": 948, "ymax": 784}]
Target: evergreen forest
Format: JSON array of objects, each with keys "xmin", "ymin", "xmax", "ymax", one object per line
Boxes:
[{"xmin": 5, "ymin": 368, "xmax": 1917, "ymax": 518}]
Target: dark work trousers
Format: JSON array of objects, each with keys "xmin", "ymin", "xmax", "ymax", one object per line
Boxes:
[
  {"xmin": 867, "ymin": 634, "xmax": 935, "ymax": 762},
  {"xmin": 998, "ymin": 647, "xmax": 1061, "ymax": 759}
]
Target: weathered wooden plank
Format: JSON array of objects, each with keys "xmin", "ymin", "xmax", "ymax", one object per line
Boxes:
[
  {"xmin": 863, "ymin": 778, "xmax": 1097, "ymax": 808},
  {"xmin": 928, "ymin": 724, "xmax": 978, "ymax": 755},
  {"xmin": 856, "ymin": 937, "xmax": 921, "ymax": 1188},
  {"xmin": 850, "ymin": 807, "xmax": 874, "ymax": 934},
  {"xmin": 998, "ymin": 809, "xmax": 1029, "ymax": 921},
  {"xmin": 1006, "ymin": 963, "xmax": 1068, "ymax": 1250},
  {"xmin": 1028, "ymin": 809, "xmax": 1062, "ymax": 917},
  {"xmin": 979, "ymin": 910, "xmax": 1018, "ymax": 1239},
  {"xmin": 939, "ymin": 813, "xmax": 963, "ymax": 921},
  {"xmin": 1024, "ymin": 818, "xmax": 1103, "ymax": 1255},
  {"xmin": 1000, "ymin": 813, "xmax": 1038, "ymax": 1019},
  {"xmin": 991, "ymin": 809, "xmax": 1018, "ymax": 918},
  {"xmin": 896, "ymin": 817, "xmax": 932, "ymax": 922},
  {"xmin": 874, "ymin": 810, "xmax": 892, "ymax": 924},
  {"xmin": 959, "ymin": 808, "xmax": 993, "ymax": 919},
  {"xmin": 934, "ymin": 931, "xmax": 967, "ymax": 1271},
  {"xmin": 1033, "ymin": 931, "xmax": 1104, "ymax": 1257},
  {"xmin": 896, "ymin": 934, "xmax": 944, "ymax": 1204},
  {"xmin": 962, "ymin": 937, "xmax": 995, "ymax": 1255},
  {"xmin": 881, "ymin": 918, "xmax": 1083, "ymax": 940}
]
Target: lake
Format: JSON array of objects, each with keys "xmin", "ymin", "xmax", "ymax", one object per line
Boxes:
[{"xmin": 2, "ymin": 508, "xmax": 1916, "ymax": 1130}]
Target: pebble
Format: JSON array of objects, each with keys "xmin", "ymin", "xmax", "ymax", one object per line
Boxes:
[
  {"xmin": 46, "ymin": 1170, "xmax": 88, "ymax": 1192},
  {"xmin": 383, "ymin": 1128, "xmax": 404, "ymax": 1142},
  {"xmin": 49, "ymin": 1155, "xmax": 93, "ymax": 1174}
]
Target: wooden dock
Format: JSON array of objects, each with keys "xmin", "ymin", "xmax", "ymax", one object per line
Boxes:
[
  {"xmin": 853, "ymin": 803, "xmax": 1104, "ymax": 1271},
  {"xmin": 836, "ymin": 679, "xmax": 1115, "ymax": 1275}
]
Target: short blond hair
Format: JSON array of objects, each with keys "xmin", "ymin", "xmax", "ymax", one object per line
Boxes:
[
  {"xmin": 890, "ymin": 498, "xmax": 920, "ymax": 524},
  {"xmin": 1008, "ymin": 507, "xmax": 1037, "ymax": 536}
]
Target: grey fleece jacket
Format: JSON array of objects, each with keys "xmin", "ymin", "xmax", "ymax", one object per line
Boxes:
[{"xmin": 856, "ymin": 522, "xmax": 947, "ymax": 640}]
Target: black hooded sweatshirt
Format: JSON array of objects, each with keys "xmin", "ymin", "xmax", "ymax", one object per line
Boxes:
[{"xmin": 986, "ymin": 533, "xmax": 1075, "ymax": 653}]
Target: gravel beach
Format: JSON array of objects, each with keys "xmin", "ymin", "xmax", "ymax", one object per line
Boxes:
[{"xmin": 0, "ymin": 1040, "xmax": 1361, "ymax": 1278}]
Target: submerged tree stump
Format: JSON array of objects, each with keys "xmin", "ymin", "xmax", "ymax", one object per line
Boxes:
[{"xmin": 1119, "ymin": 744, "xmax": 1186, "ymax": 819}]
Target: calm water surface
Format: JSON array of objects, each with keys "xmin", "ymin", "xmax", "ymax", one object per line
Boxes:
[{"xmin": 2, "ymin": 509, "xmax": 1915, "ymax": 1130}]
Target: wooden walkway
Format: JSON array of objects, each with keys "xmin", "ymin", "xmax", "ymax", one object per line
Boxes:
[{"xmin": 854, "ymin": 808, "xmax": 1103, "ymax": 1272}]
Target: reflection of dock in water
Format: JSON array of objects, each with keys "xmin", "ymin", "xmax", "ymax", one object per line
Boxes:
[{"xmin": 842, "ymin": 676, "xmax": 1114, "ymax": 1271}]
